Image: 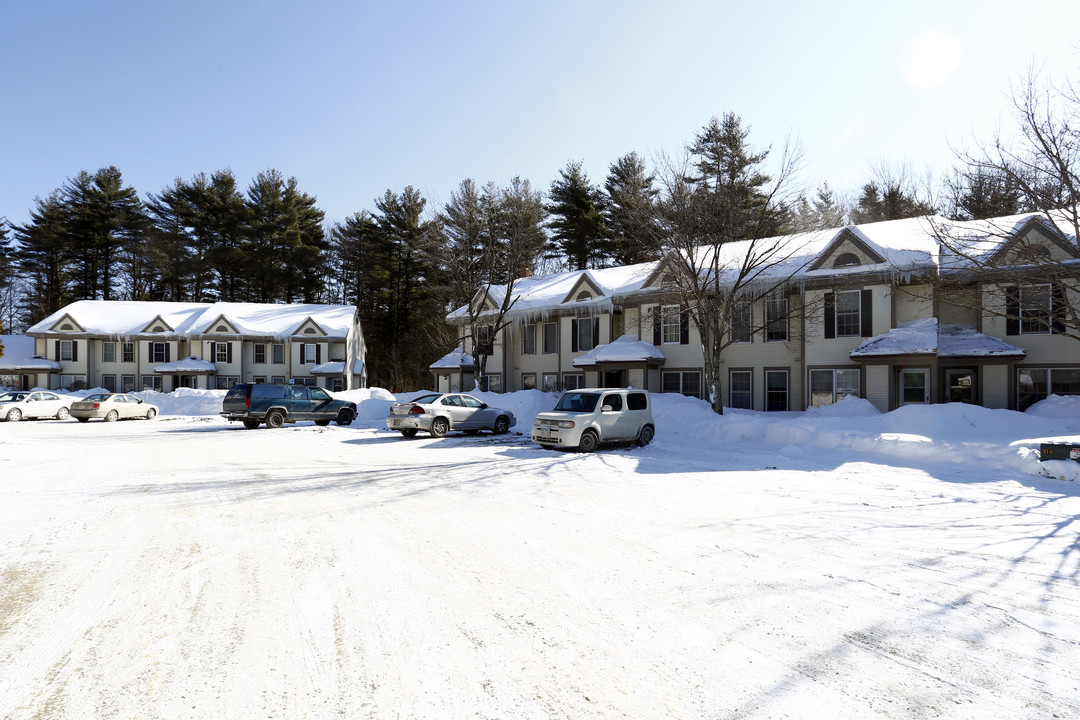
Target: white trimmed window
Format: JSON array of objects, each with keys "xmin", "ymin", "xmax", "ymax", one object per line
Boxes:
[
  {"xmin": 661, "ymin": 305, "xmax": 681, "ymax": 344},
  {"xmin": 810, "ymin": 369, "xmax": 860, "ymax": 406}
]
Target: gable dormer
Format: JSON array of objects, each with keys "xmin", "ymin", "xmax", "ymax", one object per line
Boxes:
[
  {"xmin": 470, "ymin": 288, "xmax": 499, "ymax": 315},
  {"xmin": 991, "ymin": 215, "xmax": 1079, "ymax": 266},
  {"xmin": 49, "ymin": 313, "xmax": 85, "ymax": 333},
  {"xmin": 809, "ymin": 228, "xmax": 887, "ymax": 271},
  {"xmin": 140, "ymin": 315, "xmax": 174, "ymax": 334},
  {"xmin": 204, "ymin": 315, "xmax": 240, "ymax": 335},
  {"xmin": 561, "ymin": 273, "xmax": 604, "ymax": 304},
  {"xmin": 293, "ymin": 318, "xmax": 327, "ymax": 337}
]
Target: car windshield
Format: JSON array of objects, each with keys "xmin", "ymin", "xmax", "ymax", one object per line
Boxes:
[
  {"xmin": 410, "ymin": 394, "xmax": 442, "ymax": 405},
  {"xmin": 553, "ymin": 392, "xmax": 601, "ymax": 413},
  {"xmin": 84, "ymin": 394, "xmax": 111, "ymax": 402},
  {"xmin": 0, "ymin": 392, "xmax": 27, "ymax": 402}
]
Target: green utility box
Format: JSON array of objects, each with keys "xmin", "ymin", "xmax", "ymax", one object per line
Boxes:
[{"xmin": 1040, "ymin": 443, "xmax": 1080, "ymax": 462}]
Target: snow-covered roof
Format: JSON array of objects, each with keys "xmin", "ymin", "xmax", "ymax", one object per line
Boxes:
[
  {"xmin": 153, "ymin": 357, "xmax": 217, "ymax": 373},
  {"xmin": 0, "ymin": 335, "xmax": 61, "ymax": 372},
  {"xmin": 572, "ymin": 335, "xmax": 666, "ymax": 367},
  {"xmin": 430, "ymin": 349, "xmax": 474, "ymax": 370},
  {"xmin": 310, "ymin": 361, "xmax": 344, "ymax": 375},
  {"xmin": 27, "ymin": 301, "xmax": 358, "ymax": 340},
  {"xmin": 851, "ymin": 318, "xmax": 1026, "ymax": 359}
]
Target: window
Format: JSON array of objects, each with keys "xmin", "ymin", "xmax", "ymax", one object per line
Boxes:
[
  {"xmin": 215, "ymin": 375, "xmax": 241, "ymax": 389},
  {"xmin": 60, "ymin": 340, "xmax": 74, "ymax": 362},
  {"xmin": 1020, "ymin": 284, "xmax": 1052, "ymax": 334},
  {"xmin": 122, "ymin": 343, "xmax": 135, "ymax": 363},
  {"xmin": 150, "ymin": 342, "xmax": 167, "ymax": 363},
  {"xmin": 254, "ymin": 376, "xmax": 267, "ymax": 384},
  {"xmin": 602, "ymin": 393, "xmax": 623, "ymax": 411},
  {"xmin": 833, "ymin": 252, "xmax": 860, "ymax": 268},
  {"xmin": 254, "ymin": 343, "xmax": 266, "ymax": 364},
  {"xmin": 543, "ymin": 322, "xmax": 557, "ymax": 354},
  {"xmin": 766, "ymin": 370, "xmax": 789, "ymax": 411},
  {"xmin": 732, "ymin": 302, "xmax": 752, "ymax": 343},
  {"xmin": 542, "ymin": 373, "xmax": 559, "ymax": 392},
  {"xmin": 662, "ymin": 371, "xmax": 702, "ymax": 398},
  {"xmin": 271, "ymin": 375, "xmax": 286, "ymax": 384},
  {"xmin": 477, "ymin": 326, "xmax": 494, "ymax": 355},
  {"xmin": 215, "ymin": 342, "xmax": 230, "ymax": 363},
  {"xmin": 576, "ymin": 291, "xmax": 591, "ymax": 301},
  {"xmin": 522, "ymin": 324, "xmax": 536, "ymax": 355},
  {"xmin": 272, "ymin": 344, "xmax": 285, "ymax": 364},
  {"xmin": 121, "ymin": 375, "xmax": 135, "ymax": 392},
  {"xmin": 765, "ymin": 295, "xmax": 788, "ymax": 342},
  {"xmin": 102, "ymin": 342, "xmax": 116, "ymax": 363},
  {"xmin": 302, "ymin": 344, "xmax": 317, "ymax": 364},
  {"xmin": 627, "ymin": 392, "xmax": 648, "ymax": 411},
  {"xmin": 101, "ymin": 375, "xmax": 116, "ymax": 392},
  {"xmin": 310, "ymin": 387, "xmax": 332, "ymax": 402},
  {"xmin": 661, "ymin": 305, "xmax": 681, "ymax": 344},
  {"xmin": 142, "ymin": 375, "xmax": 162, "ymax": 391},
  {"xmin": 1018, "ymin": 368, "xmax": 1080, "ymax": 411},
  {"xmin": 810, "ymin": 369, "xmax": 860, "ymax": 406},
  {"xmin": 730, "ymin": 370, "xmax": 752, "ymax": 409},
  {"xmin": 562, "ymin": 373, "xmax": 582, "ymax": 390},
  {"xmin": 330, "ymin": 377, "xmax": 344, "ymax": 392},
  {"xmin": 521, "ymin": 373, "xmax": 537, "ymax": 391},
  {"xmin": 575, "ymin": 317, "xmax": 596, "ymax": 352},
  {"xmin": 477, "ymin": 374, "xmax": 501, "ymax": 393},
  {"xmin": 60, "ymin": 374, "xmax": 86, "ymax": 390},
  {"xmin": 291, "ymin": 377, "xmax": 317, "ymax": 386},
  {"xmin": 835, "ymin": 290, "xmax": 861, "ymax": 337}
]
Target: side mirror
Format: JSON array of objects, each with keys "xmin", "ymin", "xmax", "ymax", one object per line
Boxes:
[
  {"xmin": 601, "ymin": 405, "xmax": 613, "ymax": 413},
  {"xmin": 480, "ymin": 403, "xmax": 488, "ymax": 409}
]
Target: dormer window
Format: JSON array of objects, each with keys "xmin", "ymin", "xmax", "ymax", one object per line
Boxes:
[
  {"xmin": 576, "ymin": 291, "xmax": 592, "ymax": 301},
  {"xmin": 833, "ymin": 252, "xmax": 861, "ymax": 268}
]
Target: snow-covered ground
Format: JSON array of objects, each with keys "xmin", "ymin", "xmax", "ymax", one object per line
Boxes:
[{"xmin": 1, "ymin": 388, "xmax": 1079, "ymax": 719}]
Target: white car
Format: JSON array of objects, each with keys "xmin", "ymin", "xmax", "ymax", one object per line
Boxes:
[
  {"xmin": 70, "ymin": 393, "xmax": 159, "ymax": 422},
  {"xmin": 387, "ymin": 392, "xmax": 516, "ymax": 438},
  {"xmin": 532, "ymin": 388, "xmax": 654, "ymax": 452},
  {"xmin": 0, "ymin": 390, "xmax": 72, "ymax": 422}
]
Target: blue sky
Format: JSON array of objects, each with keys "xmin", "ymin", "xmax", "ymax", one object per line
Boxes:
[{"xmin": 3, "ymin": 0, "xmax": 1079, "ymax": 228}]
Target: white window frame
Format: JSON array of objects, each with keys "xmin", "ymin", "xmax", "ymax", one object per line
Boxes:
[
  {"xmin": 302, "ymin": 344, "xmax": 317, "ymax": 364},
  {"xmin": 215, "ymin": 342, "xmax": 230, "ymax": 364},
  {"xmin": 732, "ymin": 302, "xmax": 752, "ymax": 343},
  {"xmin": 254, "ymin": 343, "xmax": 266, "ymax": 364},
  {"xmin": 562, "ymin": 373, "xmax": 582, "ymax": 390},
  {"xmin": 60, "ymin": 340, "xmax": 74, "ymax": 362},
  {"xmin": 522, "ymin": 324, "xmax": 536, "ymax": 355},
  {"xmin": 150, "ymin": 342, "xmax": 167, "ymax": 363},
  {"xmin": 661, "ymin": 305, "xmax": 681, "ymax": 345},
  {"xmin": 835, "ymin": 290, "xmax": 861, "ymax": 338},
  {"xmin": 543, "ymin": 322, "xmax": 558, "ymax": 354},
  {"xmin": 729, "ymin": 369, "xmax": 752, "ymax": 409},
  {"xmin": 810, "ymin": 368, "xmax": 860, "ymax": 407},
  {"xmin": 662, "ymin": 370, "xmax": 702, "ymax": 398},
  {"xmin": 102, "ymin": 342, "xmax": 116, "ymax": 363},
  {"xmin": 1020, "ymin": 283, "xmax": 1052, "ymax": 335},
  {"xmin": 577, "ymin": 317, "xmax": 596, "ymax": 352},
  {"xmin": 765, "ymin": 295, "xmax": 788, "ymax": 342},
  {"xmin": 121, "ymin": 343, "xmax": 135, "ymax": 363},
  {"xmin": 765, "ymin": 369, "xmax": 789, "ymax": 411},
  {"xmin": 541, "ymin": 372, "xmax": 559, "ymax": 393},
  {"xmin": 272, "ymin": 344, "xmax": 285, "ymax": 364}
]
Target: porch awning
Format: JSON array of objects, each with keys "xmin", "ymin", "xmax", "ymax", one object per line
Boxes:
[
  {"xmin": 573, "ymin": 334, "xmax": 666, "ymax": 368},
  {"xmin": 851, "ymin": 319, "xmax": 1026, "ymax": 360},
  {"xmin": 310, "ymin": 361, "xmax": 345, "ymax": 375},
  {"xmin": 0, "ymin": 336, "xmax": 61, "ymax": 372},
  {"xmin": 154, "ymin": 357, "xmax": 217, "ymax": 373},
  {"xmin": 430, "ymin": 349, "xmax": 474, "ymax": 371}
]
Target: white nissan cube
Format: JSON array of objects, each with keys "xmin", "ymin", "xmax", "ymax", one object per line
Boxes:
[{"xmin": 532, "ymin": 388, "xmax": 654, "ymax": 452}]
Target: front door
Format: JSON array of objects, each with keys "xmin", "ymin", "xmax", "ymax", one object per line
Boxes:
[
  {"xmin": 899, "ymin": 369, "xmax": 930, "ymax": 405},
  {"xmin": 946, "ymin": 369, "xmax": 976, "ymax": 404},
  {"xmin": 603, "ymin": 370, "xmax": 625, "ymax": 388}
]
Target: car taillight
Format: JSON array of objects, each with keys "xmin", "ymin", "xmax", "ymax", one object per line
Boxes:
[
  {"xmin": 409, "ymin": 406, "xmax": 424, "ymax": 414},
  {"xmin": 246, "ymin": 397, "xmax": 250, "ymax": 408},
  {"xmin": 93, "ymin": 403, "xmax": 100, "ymax": 409}
]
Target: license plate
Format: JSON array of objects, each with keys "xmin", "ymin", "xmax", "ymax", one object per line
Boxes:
[{"xmin": 390, "ymin": 419, "xmax": 400, "ymax": 427}]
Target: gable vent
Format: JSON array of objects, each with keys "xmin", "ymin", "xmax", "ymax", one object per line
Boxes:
[
  {"xmin": 153, "ymin": 325, "xmax": 165, "ymax": 332},
  {"xmin": 304, "ymin": 328, "xmax": 317, "ymax": 334},
  {"xmin": 576, "ymin": 291, "xmax": 592, "ymax": 301},
  {"xmin": 833, "ymin": 252, "xmax": 861, "ymax": 268},
  {"xmin": 216, "ymin": 325, "xmax": 228, "ymax": 332},
  {"xmin": 60, "ymin": 323, "xmax": 74, "ymax": 331}
]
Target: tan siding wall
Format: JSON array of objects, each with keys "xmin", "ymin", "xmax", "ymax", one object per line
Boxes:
[
  {"xmin": 865, "ymin": 364, "xmax": 890, "ymax": 413},
  {"xmin": 983, "ymin": 364, "xmax": 1009, "ymax": 409},
  {"xmin": 895, "ymin": 284, "xmax": 934, "ymax": 325}
]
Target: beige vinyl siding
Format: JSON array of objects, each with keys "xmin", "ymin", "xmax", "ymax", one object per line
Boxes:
[
  {"xmin": 895, "ymin": 283, "xmax": 934, "ymax": 325},
  {"xmin": 865, "ymin": 364, "xmax": 890, "ymax": 412},
  {"xmin": 804, "ymin": 287, "xmax": 889, "ymax": 366},
  {"xmin": 982, "ymin": 364, "xmax": 1009, "ymax": 408}
]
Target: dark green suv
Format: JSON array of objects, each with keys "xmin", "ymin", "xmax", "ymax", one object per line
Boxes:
[{"xmin": 221, "ymin": 383, "xmax": 357, "ymax": 429}]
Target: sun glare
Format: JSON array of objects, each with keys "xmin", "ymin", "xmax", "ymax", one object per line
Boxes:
[{"xmin": 901, "ymin": 28, "xmax": 963, "ymax": 88}]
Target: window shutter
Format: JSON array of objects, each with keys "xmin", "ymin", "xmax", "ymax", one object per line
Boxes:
[
  {"xmin": 653, "ymin": 308, "xmax": 661, "ymax": 345},
  {"xmin": 148, "ymin": 343, "xmax": 153, "ymax": 362},
  {"xmin": 680, "ymin": 306, "xmax": 689, "ymax": 345},
  {"xmin": 210, "ymin": 342, "xmax": 216, "ymax": 362},
  {"xmin": 72, "ymin": 341, "xmax": 78, "ymax": 362},
  {"xmin": 824, "ymin": 293, "xmax": 835, "ymax": 339},
  {"xmin": 571, "ymin": 319, "xmax": 579, "ymax": 352},
  {"xmin": 1005, "ymin": 286, "xmax": 1020, "ymax": 336},
  {"xmin": 861, "ymin": 289, "xmax": 873, "ymax": 337},
  {"xmin": 165, "ymin": 344, "xmax": 171, "ymax": 362},
  {"xmin": 55, "ymin": 340, "xmax": 60, "ymax": 360},
  {"xmin": 1052, "ymin": 283, "xmax": 1066, "ymax": 334},
  {"xmin": 316, "ymin": 345, "xmax": 321, "ymax": 364},
  {"xmin": 592, "ymin": 318, "xmax": 599, "ymax": 348},
  {"xmin": 226, "ymin": 343, "xmax": 232, "ymax": 364}
]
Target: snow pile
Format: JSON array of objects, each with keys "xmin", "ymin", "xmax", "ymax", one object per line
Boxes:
[{"xmin": 335, "ymin": 387, "xmax": 397, "ymax": 420}]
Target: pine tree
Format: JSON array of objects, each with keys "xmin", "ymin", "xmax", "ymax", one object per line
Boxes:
[
  {"xmin": 792, "ymin": 182, "xmax": 847, "ymax": 231},
  {"xmin": 604, "ymin": 152, "xmax": 660, "ymax": 265},
  {"xmin": 13, "ymin": 193, "xmax": 72, "ymax": 325},
  {"xmin": 0, "ymin": 218, "xmax": 17, "ymax": 333},
  {"xmin": 546, "ymin": 161, "xmax": 609, "ymax": 270},
  {"xmin": 947, "ymin": 167, "xmax": 1025, "ymax": 221}
]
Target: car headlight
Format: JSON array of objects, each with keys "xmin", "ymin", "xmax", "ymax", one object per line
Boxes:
[
  {"xmin": 533, "ymin": 418, "xmax": 541, "ymax": 426},
  {"xmin": 557, "ymin": 420, "xmax": 575, "ymax": 428}
]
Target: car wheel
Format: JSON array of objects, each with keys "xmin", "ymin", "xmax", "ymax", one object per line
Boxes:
[
  {"xmin": 145, "ymin": 408, "xmax": 158, "ymax": 420},
  {"xmin": 242, "ymin": 419, "xmax": 261, "ymax": 429},
  {"xmin": 265, "ymin": 410, "xmax": 285, "ymax": 429},
  {"xmin": 105, "ymin": 410, "xmax": 119, "ymax": 422},
  {"xmin": 430, "ymin": 416, "xmax": 449, "ymax": 438},
  {"xmin": 400, "ymin": 429, "xmax": 418, "ymax": 438},
  {"xmin": 578, "ymin": 429, "xmax": 599, "ymax": 453},
  {"xmin": 636, "ymin": 425, "xmax": 654, "ymax": 447},
  {"xmin": 55, "ymin": 406, "xmax": 70, "ymax": 421},
  {"xmin": 6, "ymin": 408, "xmax": 22, "ymax": 422},
  {"xmin": 493, "ymin": 416, "xmax": 510, "ymax": 435},
  {"xmin": 76, "ymin": 417, "xmax": 90, "ymax": 423},
  {"xmin": 314, "ymin": 419, "xmax": 331, "ymax": 427},
  {"xmin": 336, "ymin": 408, "xmax": 355, "ymax": 426}
]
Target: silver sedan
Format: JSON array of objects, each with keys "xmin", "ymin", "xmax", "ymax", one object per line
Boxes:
[
  {"xmin": 0, "ymin": 390, "xmax": 72, "ymax": 421},
  {"xmin": 386, "ymin": 392, "xmax": 516, "ymax": 438},
  {"xmin": 70, "ymin": 393, "xmax": 160, "ymax": 422}
]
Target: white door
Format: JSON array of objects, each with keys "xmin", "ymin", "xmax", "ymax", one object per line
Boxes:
[{"xmin": 899, "ymin": 370, "xmax": 930, "ymax": 405}]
